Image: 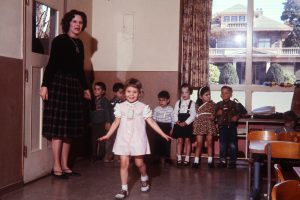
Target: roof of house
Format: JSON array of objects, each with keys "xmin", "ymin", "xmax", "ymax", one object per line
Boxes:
[
  {"xmin": 217, "ymin": 4, "xmax": 292, "ymax": 32},
  {"xmin": 221, "ymin": 4, "xmax": 246, "ymax": 14},
  {"xmin": 254, "ymin": 15, "xmax": 292, "ymax": 31}
]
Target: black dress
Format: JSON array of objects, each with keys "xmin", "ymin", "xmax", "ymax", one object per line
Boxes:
[
  {"xmin": 172, "ymin": 100, "xmax": 194, "ymax": 139},
  {"xmin": 42, "ymin": 34, "xmax": 88, "ymax": 139}
]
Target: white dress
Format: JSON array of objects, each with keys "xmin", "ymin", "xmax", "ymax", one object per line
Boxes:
[{"xmin": 113, "ymin": 101, "xmax": 152, "ymax": 156}]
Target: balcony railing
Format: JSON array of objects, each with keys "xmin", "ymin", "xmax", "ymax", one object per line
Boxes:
[
  {"xmin": 221, "ymin": 22, "xmax": 247, "ymax": 29},
  {"xmin": 209, "ymin": 47, "xmax": 300, "ymax": 56}
]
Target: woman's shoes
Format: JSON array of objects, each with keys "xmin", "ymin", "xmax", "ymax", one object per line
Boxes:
[
  {"xmin": 51, "ymin": 170, "xmax": 68, "ymax": 179},
  {"xmin": 62, "ymin": 169, "xmax": 81, "ymax": 177}
]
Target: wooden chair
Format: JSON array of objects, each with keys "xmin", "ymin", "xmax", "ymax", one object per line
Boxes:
[
  {"xmin": 274, "ymin": 164, "xmax": 285, "ymax": 183},
  {"xmin": 278, "ymin": 132, "xmax": 300, "ymax": 143},
  {"xmin": 272, "ymin": 180, "xmax": 300, "ymax": 200},
  {"xmin": 247, "ymin": 131, "xmax": 278, "ymax": 194},
  {"xmin": 265, "ymin": 142, "xmax": 300, "ymax": 200}
]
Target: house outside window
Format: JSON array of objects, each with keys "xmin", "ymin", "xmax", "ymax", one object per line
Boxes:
[
  {"xmin": 239, "ymin": 15, "xmax": 246, "ymax": 22},
  {"xmin": 208, "ymin": 0, "xmax": 298, "ymax": 113},
  {"xmin": 231, "ymin": 16, "xmax": 238, "ymax": 22},
  {"xmin": 224, "ymin": 16, "xmax": 230, "ymax": 22},
  {"xmin": 258, "ymin": 38, "xmax": 271, "ymax": 48}
]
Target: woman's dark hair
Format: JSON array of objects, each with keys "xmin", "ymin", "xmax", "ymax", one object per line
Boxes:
[
  {"xmin": 113, "ymin": 82, "xmax": 124, "ymax": 92},
  {"xmin": 196, "ymin": 86, "xmax": 210, "ymax": 106},
  {"xmin": 61, "ymin": 9, "xmax": 87, "ymax": 33},
  {"xmin": 180, "ymin": 83, "xmax": 193, "ymax": 94},
  {"xmin": 124, "ymin": 78, "xmax": 143, "ymax": 93},
  {"xmin": 158, "ymin": 90, "xmax": 170, "ymax": 99}
]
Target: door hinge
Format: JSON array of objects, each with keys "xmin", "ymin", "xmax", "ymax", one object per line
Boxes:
[
  {"xmin": 23, "ymin": 145, "xmax": 28, "ymax": 158},
  {"xmin": 25, "ymin": 0, "xmax": 29, "ymax": 6},
  {"xmin": 25, "ymin": 69, "xmax": 29, "ymax": 82}
]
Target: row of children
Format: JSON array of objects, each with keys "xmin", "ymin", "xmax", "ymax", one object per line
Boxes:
[{"xmin": 92, "ymin": 77, "xmax": 243, "ymax": 199}]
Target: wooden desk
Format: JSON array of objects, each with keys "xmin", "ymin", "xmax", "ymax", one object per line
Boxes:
[
  {"xmin": 240, "ymin": 118, "xmax": 284, "ymax": 158},
  {"xmin": 249, "ymin": 141, "xmax": 281, "ymax": 154},
  {"xmin": 293, "ymin": 167, "xmax": 300, "ymax": 178}
]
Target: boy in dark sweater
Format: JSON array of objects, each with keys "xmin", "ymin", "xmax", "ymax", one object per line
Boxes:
[
  {"xmin": 90, "ymin": 82, "xmax": 111, "ymax": 161},
  {"xmin": 104, "ymin": 82, "xmax": 124, "ymax": 162},
  {"xmin": 215, "ymin": 86, "xmax": 241, "ymax": 168}
]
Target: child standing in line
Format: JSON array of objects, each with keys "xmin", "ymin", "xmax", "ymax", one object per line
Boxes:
[
  {"xmin": 98, "ymin": 78, "xmax": 172, "ymax": 200},
  {"xmin": 90, "ymin": 82, "xmax": 111, "ymax": 161},
  {"xmin": 104, "ymin": 82, "xmax": 125, "ymax": 162},
  {"xmin": 153, "ymin": 90, "xmax": 174, "ymax": 164},
  {"xmin": 192, "ymin": 86, "xmax": 217, "ymax": 168},
  {"xmin": 172, "ymin": 83, "xmax": 196, "ymax": 167},
  {"xmin": 215, "ymin": 86, "xmax": 241, "ymax": 168}
]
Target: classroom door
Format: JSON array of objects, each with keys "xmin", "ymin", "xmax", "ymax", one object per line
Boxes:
[{"xmin": 24, "ymin": 0, "xmax": 64, "ymax": 183}]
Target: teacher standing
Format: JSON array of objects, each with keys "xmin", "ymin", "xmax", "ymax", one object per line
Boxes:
[{"xmin": 40, "ymin": 9, "xmax": 91, "ymax": 178}]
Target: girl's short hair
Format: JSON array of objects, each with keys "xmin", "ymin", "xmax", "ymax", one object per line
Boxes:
[
  {"xmin": 61, "ymin": 9, "xmax": 87, "ymax": 33},
  {"xmin": 180, "ymin": 83, "xmax": 193, "ymax": 94},
  {"xmin": 124, "ymin": 78, "xmax": 143, "ymax": 93}
]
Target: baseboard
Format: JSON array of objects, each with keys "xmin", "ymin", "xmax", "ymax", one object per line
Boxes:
[{"xmin": 0, "ymin": 181, "xmax": 24, "ymax": 196}]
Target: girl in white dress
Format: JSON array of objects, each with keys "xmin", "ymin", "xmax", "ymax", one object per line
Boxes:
[{"xmin": 98, "ymin": 78, "xmax": 172, "ymax": 199}]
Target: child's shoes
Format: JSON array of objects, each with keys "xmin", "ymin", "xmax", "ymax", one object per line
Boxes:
[
  {"xmin": 176, "ymin": 160, "xmax": 182, "ymax": 167},
  {"xmin": 208, "ymin": 162, "xmax": 215, "ymax": 168},
  {"xmin": 183, "ymin": 161, "xmax": 190, "ymax": 167},
  {"xmin": 115, "ymin": 190, "xmax": 128, "ymax": 199},
  {"xmin": 192, "ymin": 162, "xmax": 199, "ymax": 169},
  {"xmin": 141, "ymin": 180, "xmax": 150, "ymax": 192}
]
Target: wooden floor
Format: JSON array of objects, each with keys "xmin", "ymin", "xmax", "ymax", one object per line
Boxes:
[{"xmin": 0, "ymin": 159, "xmax": 250, "ymax": 200}]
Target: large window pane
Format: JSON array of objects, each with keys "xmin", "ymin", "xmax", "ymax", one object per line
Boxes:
[
  {"xmin": 209, "ymin": 0, "xmax": 247, "ymax": 85},
  {"xmin": 252, "ymin": 0, "xmax": 299, "ymax": 85},
  {"xmin": 252, "ymin": 92, "xmax": 293, "ymax": 112}
]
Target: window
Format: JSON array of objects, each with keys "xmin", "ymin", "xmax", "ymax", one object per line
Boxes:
[
  {"xmin": 239, "ymin": 15, "xmax": 246, "ymax": 22},
  {"xmin": 32, "ymin": 1, "xmax": 57, "ymax": 55},
  {"xmin": 224, "ymin": 16, "xmax": 230, "ymax": 22},
  {"xmin": 258, "ymin": 38, "xmax": 270, "ymax": 48},
  {"xmin": 231, "ymin": 16, "xmax": 238, "ymax": 22},
  {"xmin": 209, "ymin": 0, "xmax": 297, "ymax": 113}
]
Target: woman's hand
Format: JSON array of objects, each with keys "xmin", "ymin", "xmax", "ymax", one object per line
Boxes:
[
  {"xmin": 97, "ymin": 134, "xmax": 109, "ymax": 141},
  {"xmin": 40, "ymin": 87, "xmax": 48, "ymax": 100},
  {"xmin": 162, "ymin": 133, "xmax": 173, "ymax": 141},
  {"xmin": 84, "ymin": 90, "xmax": 91, "ymax": 100}
]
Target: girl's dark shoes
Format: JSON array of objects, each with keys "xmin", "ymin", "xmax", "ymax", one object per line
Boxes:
[
  {"xmin": 115, "ymin": 190, "xmax": 128, "ymax": 199},
  {"xmin": 208, "ymin": 162, "xmax": 215, "ymax": 168},
  {"xmin": 51, "ymin": 170, "xmax": 68, "ymax": 179},
  {"xmin": 183, "ymin": 161, "xmax": 190, "ymax": 167},
  {"xmin": 176, "ymin": 160, "xmax": 182, "ymax": 167},
  {"xmin": 192, "ymin": 162, "xmax": 199, "ymax": 169}
]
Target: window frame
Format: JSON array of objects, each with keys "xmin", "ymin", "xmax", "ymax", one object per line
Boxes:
[{"xmin": 209, "ymin": 0, "xmax": 295, "ymax": 112}]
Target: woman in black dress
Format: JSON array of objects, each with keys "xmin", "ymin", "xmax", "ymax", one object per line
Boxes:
[{"xmin": 40, "ymin": 10, "xmax": 91, "ymax": 178}]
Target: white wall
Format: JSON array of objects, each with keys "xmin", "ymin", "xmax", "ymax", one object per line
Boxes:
[
  {"xmin": 92, "ymin": 0, "xmax": 180, "ymax": 71},
  {"xmin": 0, "ymin": 0, "xmax": 23, "ymax": 59}
]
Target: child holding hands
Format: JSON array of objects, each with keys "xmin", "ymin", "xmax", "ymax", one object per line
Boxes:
[
  {"xmin": 172, "ymin": 83, "xmax": 196, "ymax": 167},
  {"xmin": 98, "ymin": 78, "xmax": 172, "ymax": 199},
  {"xmin": 192, "ymin": 86, "xmax": 217, "ymax": 168}
]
